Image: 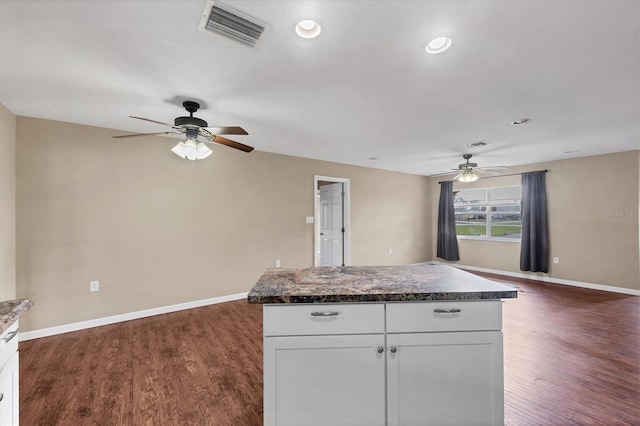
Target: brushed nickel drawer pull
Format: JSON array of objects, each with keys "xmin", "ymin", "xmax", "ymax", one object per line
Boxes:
[
  {"xmin": 310, "ymin": 311, "xmax": 340, "ymax": 317},
  {"xmin": 434, "ymin": 308, "xmax": 461, "ymax": 314},
  {"xmin": 2, "ymin": 330, "xmax": 18, "ymax": 343}
]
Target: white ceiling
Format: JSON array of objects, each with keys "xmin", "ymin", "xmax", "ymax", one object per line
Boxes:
[{"xmin": 1, "ymin": 0, "xmax": 638, "ymax": 176}]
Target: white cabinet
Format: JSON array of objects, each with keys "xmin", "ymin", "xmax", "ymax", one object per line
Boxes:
[
  {"xmin": 263, "ymin": 301, "xmax": 504, "ymax": 426},
  {"xmin": 0, "ymin": 322, "xmax": 19, "ymax": 426},
  {"xmin": 264, "ymin": 334, "xmax": 386, "ymax": 426},
  {"xmin": 263, "ymin": 304, "xmax": 386, "ymax": 426},
  {"xmin": 387, "ymin": 331, "xmax": 503, "ymax": 426}
]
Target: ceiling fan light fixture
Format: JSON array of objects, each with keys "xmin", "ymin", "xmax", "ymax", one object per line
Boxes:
[
  {"xmin": 426, "ymin": 37, "xmax": 452, "ymax": 54},
  {"xmin": 172, "ymin": 136, "xmax": 212, "ymax": 161},
  {"xmin": 182, "ymin": 139, "xmax": 199, "ymax": 160},
  {"xmin": 171, "ymin": 141, "xmax": 186, "ymax": 158},
  {"xmin": 295, "ymin": 19, "xmax": 321, "ymax": 38},
  {"xmin": 458, "ymin": 171, "xmax": 479, "ymax": 183},
  {"xmin": 196, "ymin": 142, "xmax": 213, "ymax": 159}
]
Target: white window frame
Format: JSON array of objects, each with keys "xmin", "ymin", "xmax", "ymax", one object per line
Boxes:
[{"xmin": 454, "ymin": 185, "xmax": 521, "ymax": 242}]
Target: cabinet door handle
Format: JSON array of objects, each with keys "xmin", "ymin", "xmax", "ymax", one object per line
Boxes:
[
  {"xmin": 390, "ymin": 346, "xmax": 397, "ymax": 353},
  {"xmin": 0, "ymin": 392, "xmax": 3, "ymax": 402},
  {"xmin": 2, "ymin": 330, "xmax": 18, "ymax": 343},
  {"xmin": 310, "ymin": 311, "xmax": 339, "ymax": 317},
  {"xmin": 377, "ymin": 346, "xmax": 384, "ymax": 353},
  {"xmin": 434, "ymin": 308, "xmax": 461, "ymax": 314}
]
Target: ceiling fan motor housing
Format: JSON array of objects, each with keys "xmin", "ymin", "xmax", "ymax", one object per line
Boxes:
[
  {"xmin": 459, "ymin": 153, "xmax": 477, "ymax": 169},
  {"xmin": 175, "ymin": 116, "xmax": 208, "ymax": 127},
  {"xmin": 175, "ymin": 101, "xmax": 208, "ymax": 127}
]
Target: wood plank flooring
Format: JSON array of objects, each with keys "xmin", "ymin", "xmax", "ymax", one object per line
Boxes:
[{"xmin": 19, "ymin": 273, "xmax": 640, "ymax": 425}]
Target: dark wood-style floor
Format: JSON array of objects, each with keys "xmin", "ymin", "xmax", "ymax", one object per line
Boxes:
[{"xmin": 20, "ymin": 273, "xmax": 639, "ymax": 425}]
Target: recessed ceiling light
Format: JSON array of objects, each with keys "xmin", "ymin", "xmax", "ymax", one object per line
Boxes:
[
  {"xmin": 426, "ymin": 37, "xmax": 452, "ymax": 54},
  {"xmin": 511, "ymin": 118, "xmax": 531, "ymax": 125},
  {"xmin": 295, "ymin": 20, "xmax": 321, "ymax": 38}
]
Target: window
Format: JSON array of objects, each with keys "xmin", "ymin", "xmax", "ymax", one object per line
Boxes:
[{"xmin": 453, "ymin": 185, "xmax": 521, "ymax": 241}]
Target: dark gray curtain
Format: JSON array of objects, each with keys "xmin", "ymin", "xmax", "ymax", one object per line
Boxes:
[
  {"xmin": 437, "ymin": 181, "xmax": 460, "ymax": 261},
  {"xmin": 520, "ymin": 171, "xmax": 549, "ymax": 272}
]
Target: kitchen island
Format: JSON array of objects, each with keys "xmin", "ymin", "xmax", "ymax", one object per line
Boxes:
[
  {"xmin": 0, "ymin": 298, "xmax": 33, "ymax": 426},
  {"xmin": 248, "ymin": 263, "xmax": 517, "ymax": 426}
]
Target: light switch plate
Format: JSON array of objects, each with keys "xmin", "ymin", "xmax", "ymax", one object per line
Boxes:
[
  {"xmin": 90, "ymin": 280, "xmax": 100, "ymax": 292},
  {"xmin": 306, "ymin": 216, "xmax": 314, "ymax": 224}
]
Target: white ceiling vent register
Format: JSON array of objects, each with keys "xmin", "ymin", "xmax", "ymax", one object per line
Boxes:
[{"xmin": 198, "ymin": 1, "xmax": 268, "ymax": 48}]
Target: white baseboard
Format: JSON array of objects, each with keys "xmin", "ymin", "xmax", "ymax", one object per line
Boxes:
[
  {"xmin": 450, "ymin": 264, "xmax": 640, "ymax": 296},
  {"xmin": 19, "ymin": 292, "xmax": 249, "ymax": 342}
]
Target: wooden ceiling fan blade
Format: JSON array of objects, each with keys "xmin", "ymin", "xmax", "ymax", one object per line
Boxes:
[
  {"xmin": 129, "ymin": 116, "xmax": 177, "ymax": 128},
  {"xmin": 211, "ymin": 135, "xmax": 254, "ymax": 152},
  {"xmin": 113, "ymin": 131, "xmax": 183, "ymax": 139},
  {"xmin": 205, "ymin": 126, "xmax": 249, "ymax": 135}
]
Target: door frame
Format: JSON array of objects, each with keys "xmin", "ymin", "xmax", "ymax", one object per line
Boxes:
[{"xmin": 314, "ymin": 175, "xmax": 351, "ymax": 267}]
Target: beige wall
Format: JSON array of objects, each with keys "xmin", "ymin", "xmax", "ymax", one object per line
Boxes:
[
  {"xmin": 16, "ymin": 117, "xmax": 432, "ymax": 331},
  {"xmin": 431, "ymin": 151, "xmax": 640, "ymax": 291},
  {"xmin": 0, "ymin": 104, "xmax": 17, "ymax": 300}
]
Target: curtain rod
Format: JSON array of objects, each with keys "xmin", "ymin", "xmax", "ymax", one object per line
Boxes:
[{"xmin": 437, "ymin": 169, "xmax": 548, "ymax": 184}]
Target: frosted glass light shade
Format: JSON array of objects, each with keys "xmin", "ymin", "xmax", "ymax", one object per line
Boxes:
[
  {"xmin": 196, "ymin": 142, "xmax": 212, "ymax": 159},
  {"xmin": 458, "ymin": 171, "xmax": 479, "ymax": 183},
  {"xmin": 171, "ymin": 141, "xmax": 186, "ymax": 158},
  {"xmin": 171, "ymin": 139, "xmax": 213, "ymax": 160},
  {"xmin": 182, "ymin": 139, "xmax": 198, "ymax": 160}
]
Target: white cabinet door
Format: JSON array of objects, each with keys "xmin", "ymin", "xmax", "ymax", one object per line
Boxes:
[
  {"xmin": 0, "ymin": 351, "xmax": 19, "ymax": 426},
  {"xmin": 264, "ymin": 334, "xmax": 386, "ymax": 426},
  {"xmin": 387, "ymin": 331, "xmax": 504, "ymax": 426}
]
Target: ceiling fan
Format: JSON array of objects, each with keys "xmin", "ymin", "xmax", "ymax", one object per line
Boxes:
[
  {"xmin": 433, "ymin": 154, "xmax": 507, "ymax": 182},
  {"xmin": 114, "ymin": 101, "xmax": 254, "ymax": 160}
]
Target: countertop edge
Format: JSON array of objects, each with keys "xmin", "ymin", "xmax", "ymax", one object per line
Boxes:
[
  {"xmin": 0, "ymin": 298, "xmax": 34, "ymax": 335},
  {"xmin": 247, "ymin": 290, "xmax": 517, "ymax": 304}
]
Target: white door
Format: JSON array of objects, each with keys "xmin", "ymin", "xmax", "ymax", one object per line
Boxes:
[
  {"xmin": 263, "ymin": 334, "xmax": 386, "ymax": 426},
  {"xmin": 387, "ymin": 331, "xmax": 504, "ymax": 426},
  {"xmin": 319, "ymin": 182, "xmax": 344, "ymax": 266}
]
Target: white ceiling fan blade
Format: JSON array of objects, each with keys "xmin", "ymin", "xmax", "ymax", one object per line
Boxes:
[
  {"xmin": 476, "ymin": 170, "xmax": 503, "ymax": 177},
  {"xmin": 481, "ymin": 166, "xmax": 509, "ymax": 171},
  {"xmin": 430, "ymin": 170, "xmax": 459, "ymax": 177}
]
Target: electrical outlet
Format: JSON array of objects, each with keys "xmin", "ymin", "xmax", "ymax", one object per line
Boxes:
[
  {"xmin": 90, "ymin": 280, "xmax": 100, "ymax": 292},
  {"xmin": 275, "ymin": 260, "xmax": 281, "ymax": 268},
  {"xmin": 553, "ymin": 257, "xmax": 559, "ymax": 264},
  {"xmin": 388, "ymin": 248, "xmax": 393, "ymax": 255}
]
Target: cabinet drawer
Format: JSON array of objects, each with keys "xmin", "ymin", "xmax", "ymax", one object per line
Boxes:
[
  {"xmin": 264, "ymin": 303, "xmax": 384, "ymax": 336},
  {"xmin": 386, "ymin": 301, "xmax": 502, "ymax": 333}
]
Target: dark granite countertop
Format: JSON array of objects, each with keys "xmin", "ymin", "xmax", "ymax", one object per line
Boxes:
[
  {"xmin": 248, "ymin": 263, "xmax": 517, "ymax": 304},
  {"xmin": 0, "ymin": 298, "xmax": 34, "ymax": 335}
]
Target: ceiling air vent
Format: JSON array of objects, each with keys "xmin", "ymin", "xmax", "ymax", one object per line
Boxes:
[
  {"xmin": 465, "ymin": 140, "xmax": 489, "ymax": 149},
  {"xmin": 199, "ymin": 1, "xmax": 267, "ymax": 48}
]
